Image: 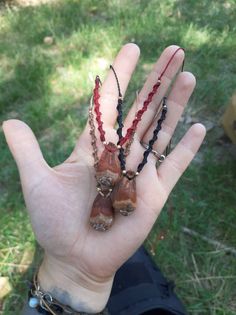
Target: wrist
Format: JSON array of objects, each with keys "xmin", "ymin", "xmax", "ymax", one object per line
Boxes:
[{"xmin": 38, "ymin": 253, "xmax": 114, "ymax": 313}]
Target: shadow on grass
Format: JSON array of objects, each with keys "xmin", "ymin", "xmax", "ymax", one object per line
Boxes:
[
  {"xmin": 174, "ymin": 0, "xmax": 236, "ymax": 32},
  {"xmin": 0, "ymin": 52, "xmax": 53, "ymax": 117},
  {"xmin": 1, "ymin": 0, "xmax": 236, "ymax": 117}
]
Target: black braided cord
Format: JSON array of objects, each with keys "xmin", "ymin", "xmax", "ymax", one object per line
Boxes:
[
  {"xmin": 137, "ymin": 96, "xmax": 168, "ymax": 173},
  {"xmin": 110, "ymin": 65, "xmax": 126, "ymax": 170},
  {"xmin": 110, "ymin": 65, "xmax": 168, "ymax": 175}
]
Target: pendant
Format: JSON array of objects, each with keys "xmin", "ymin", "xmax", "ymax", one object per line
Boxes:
[
  {"xmin": 90, "ymin": 142, "xmax": 121, "ymax": 231},
  {"xmin": 96, "ymin": 142, "xmax": 121, "ymax": 190},
  {"xmin": 112, "ymin": 170, "xmax": 136, "ymax": 216},
  {"xmin": 89, "ymin": 194, "xmax": 114, "ymax": 231}
]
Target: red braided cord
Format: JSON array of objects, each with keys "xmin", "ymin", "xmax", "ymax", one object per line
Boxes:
[
  {"xmin": 119, "ymin": 47, "xmax": 184, "ymax": 146},
  {"xmin": 159, "ymin": 47, "xmax": 184, "ymax": 78},
  {"xmin": 119, "ymin": 81, "xmax": 160, "ymax": 146},
  {"xmin": 93, "ymin": 76, "xmax": 106, "ymax": 143}
]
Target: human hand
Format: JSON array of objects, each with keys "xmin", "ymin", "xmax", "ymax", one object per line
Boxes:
[{"xmin": 2, "ymin": 44, "xmax": 206, "ymax": 313}]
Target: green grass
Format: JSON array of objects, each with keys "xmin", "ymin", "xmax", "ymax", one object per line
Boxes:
[
  {"xmin": 0, "ymin": 0, "xmax": 236, "ymax": 314},
  {"xmin": 148, "ymin": 157, "xmax": 236, "ymax": 314}
]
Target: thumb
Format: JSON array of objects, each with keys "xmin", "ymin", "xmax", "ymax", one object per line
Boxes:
[{"xmin": 2, "ymin": 119, "xmax": 51, "ymax": 189}]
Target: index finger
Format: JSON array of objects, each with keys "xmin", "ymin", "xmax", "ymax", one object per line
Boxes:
[{"xmin": 99, "ymin": 43, "xmax": 140, "ymax": 127}]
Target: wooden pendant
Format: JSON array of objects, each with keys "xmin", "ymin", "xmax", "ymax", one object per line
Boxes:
[
  {"xmin": 96, "ymin": 142, "xmax": 121, "ymax": 190},
  {"xmin": 112, "ymin": 170, "xmax": 136, "ymax": 216},
  {"xmin": 89, "ymin": 194, "xmax": 114, "ymax": 231}
]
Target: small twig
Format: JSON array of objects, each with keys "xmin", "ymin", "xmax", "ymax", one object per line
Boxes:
[
  {"xmin": 0, "ymin": 246, "xmax": 19, "ymax": 252},
  {"xmin": 0, "ymin": 262, "xmax": 30, "ymax": 268},
  {"xmin": 182, "ymin": 226, "xmax": 236, "ymax": 257},
  {"xmin": 177, "ymin": 275, "xmax": 236, "ymax": 284}
]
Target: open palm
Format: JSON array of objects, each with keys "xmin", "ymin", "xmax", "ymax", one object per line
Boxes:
[{"xmin": 3, "ymin": 44, "xmax": 205, "ymax": 312}]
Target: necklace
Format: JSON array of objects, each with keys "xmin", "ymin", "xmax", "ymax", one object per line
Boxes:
[
  {"xmin": 89, "ymin": 73, "xmax": 139, "ymax": 231},
  {"xmin": 112, "ymin": 92, "xmax": 168, "ymax": 215},
  {"xmin": 88, "ymin": 77, "xmax": 121, "ymax": 231},
  {"xmin": 89, "ymin": 47, "xmax": 184, "ymax": 230},
  {"xmin": 111, "ymin": 48, "xmax": 185, "ymax": 216}
]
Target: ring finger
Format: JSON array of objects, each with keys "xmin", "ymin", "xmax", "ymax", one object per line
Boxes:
[{"xmin": 141, "ymin": 71, "xmax": 196, "ymax": 158}]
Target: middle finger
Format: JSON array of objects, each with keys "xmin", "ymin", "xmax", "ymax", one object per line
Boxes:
[{"xmin": 124, "ymin": 45, "xmax": 185, "ymax": 140}]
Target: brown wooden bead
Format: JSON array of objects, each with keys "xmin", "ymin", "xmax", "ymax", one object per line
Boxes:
[
  {"xmin": 89, "ymin": 194, "xmax": 114, "ymax": 231},
  {"xmin": 96, "ymin": 142, "xmax": 121, "ymax": 190},
  {"xmin": 112, "ymin": 170, "xmax": 136, "ymax": 216}
]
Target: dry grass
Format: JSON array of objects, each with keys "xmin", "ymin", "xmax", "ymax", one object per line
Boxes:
[{"xmin": 4, "ymin": 0, "xmax": 56, "ymax": 6}]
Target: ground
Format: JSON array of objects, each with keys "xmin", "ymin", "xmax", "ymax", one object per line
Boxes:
[{"xmin": 0, "ymin": 0, "xmax": 236, "ymax": 314}]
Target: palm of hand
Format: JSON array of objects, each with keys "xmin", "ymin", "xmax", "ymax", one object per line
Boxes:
[{"xmin": 25, "ymin": 125, "xmax": 163, "ymax": 280}]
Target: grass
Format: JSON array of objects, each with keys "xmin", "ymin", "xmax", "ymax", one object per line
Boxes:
[{"xmin": 0, "ymin": 0, "xmax": 236, "ymax": 314}]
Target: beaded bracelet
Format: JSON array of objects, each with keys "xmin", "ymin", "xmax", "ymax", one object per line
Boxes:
[{"xmin": 28, "ymin": 274, "xmax": 108, "ymax": 315}]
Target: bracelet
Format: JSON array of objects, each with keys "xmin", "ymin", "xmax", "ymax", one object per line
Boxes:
[{"xmin": 28, "ymin": 274, "xmax": 108, "ymax": 315}]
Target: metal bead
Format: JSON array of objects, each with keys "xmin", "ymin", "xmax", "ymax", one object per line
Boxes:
[
  {"xmin": 29, "ymin": 297, "xmax": 39, "ymax": 308},
  {"xmin": 158, "ymin": 155, "xmax": 165, "ymax": 163}
]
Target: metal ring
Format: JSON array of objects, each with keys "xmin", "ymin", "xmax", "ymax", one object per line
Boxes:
[
  {"xmin": 39, "ymin": 293, "xmax": 53, "ymax": 310},
  {"xmin": 140, "ymin": 141, "xmax": 165, "ymax": 163},
  {"xmin": 96, "ymin": 186, "xmax": 112, "ymax": 198}
]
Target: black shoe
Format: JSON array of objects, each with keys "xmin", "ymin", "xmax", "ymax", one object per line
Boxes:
[{"xmin": 106, "ymin": 246, "xmax": 187, "ymax": 315}]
